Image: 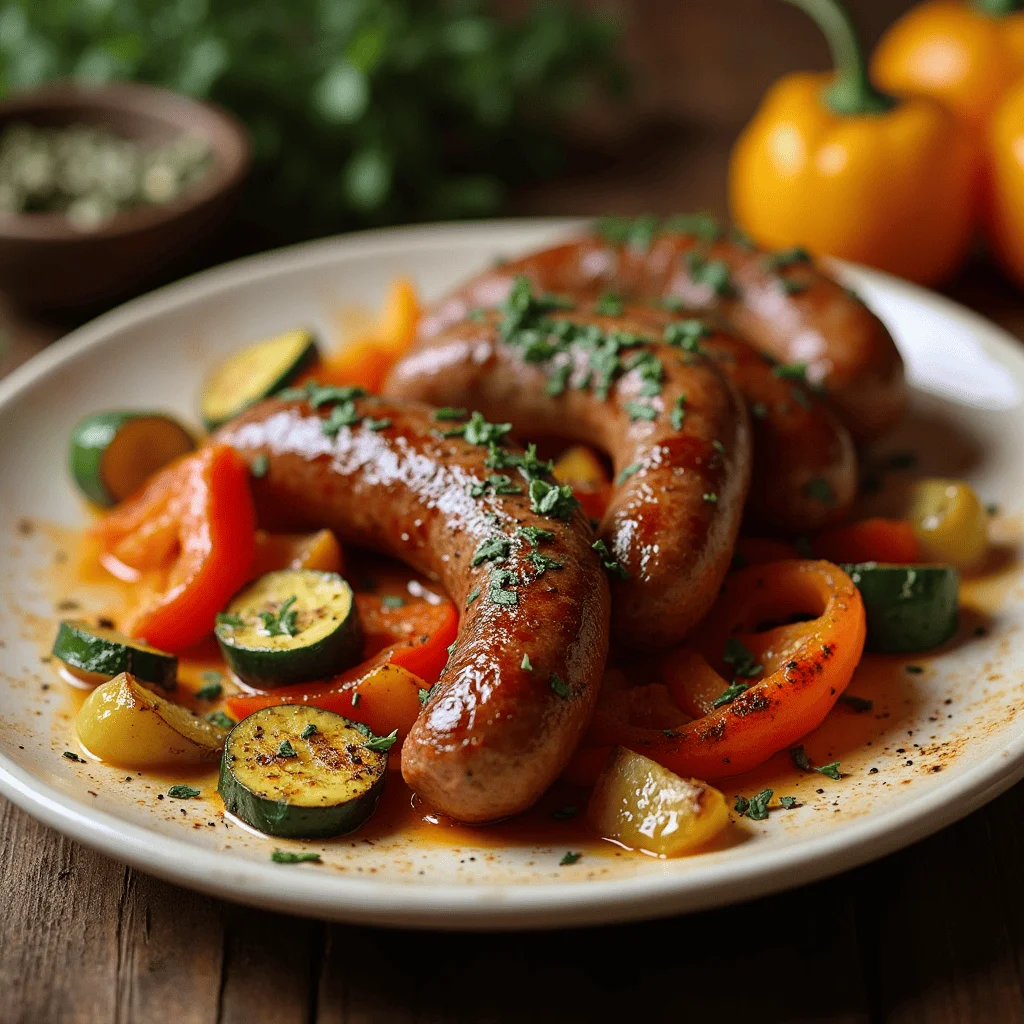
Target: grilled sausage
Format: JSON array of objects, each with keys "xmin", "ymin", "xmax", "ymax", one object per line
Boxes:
[
  {"xmin": 217, "ymin": 394, "xmax": 610, "ymax": 823},
  {"xmin": 386, "ymin": 304, "xmax": 752, "ymax": 648},
  {"xmin": 418, "ymin": 219, "xmax": 906, "ymax": 442}
]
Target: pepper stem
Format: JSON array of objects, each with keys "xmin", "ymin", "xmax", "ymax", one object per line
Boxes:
[
  {"xmin": 784, "ymin": 0, "xmax": 896, "ymax": 116},
  {"xmin": 972, "ymin": 0, "xmax": 1022, "ymax": 15}
]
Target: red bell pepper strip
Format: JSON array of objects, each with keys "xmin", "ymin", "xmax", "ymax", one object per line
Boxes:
[{"xmin": 92, "ymin": 445, "xmax": 256, "ymax": 652}]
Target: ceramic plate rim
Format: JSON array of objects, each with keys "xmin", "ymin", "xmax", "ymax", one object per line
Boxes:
[{"xmin": 1, "ymin": 218, "xmax": 1022, "ymax": 930}]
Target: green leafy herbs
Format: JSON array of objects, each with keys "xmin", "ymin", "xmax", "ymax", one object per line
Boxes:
[
  {"xmin": 441, "ymin": 410, "xmax": 512, "ymax": 446},
  {"xmin": 206, "ymin": 711, "xmax": 236, "ymax": 730},
  {"xmin": 321, "ymin": 401, "xmax": 360, "ymax": 437},
  {"xmin": 216, "ymin": 613, "xmax": 244, "ymax": 629},
  {"xmin": 762, "ymin": 246, "xmax": 811, "ymax": 271},
  {"xmin": 468, "ymin": 474, "xmax": 522, "ymax": 498},
  {"xmin": 167, "ymin": 784, "xmax": 201, "ymax": 799},
  {"xmin": 625, "ymin": 349, "xmax": 663, "ymax": 397},
  {"xmin": 779, "ymin": 796, "xmax": 798, "ymax": 810},
  {"xmin": 419, "ymin": 683, "xmax": 440, "ymax": 706},
  {"xmin": 723, "ymin": 638, "xmax": 763, "ymax": 678},
  {"xmin": 258, "ymin": 596, "xmax": 299, "ymax": 638},
  {"xmin": 529, "ymin": 479, "xmax": 581, "ymax": 520},
  {"xmin": 62, "ymin": 750, "xmax": 86, "ymax": 763},
  {"xmin": 663, "ymin": 319, "xmax": 710, "ymax": 351},
  {"xmin": 466, "ymin": 588, "xmax": 480, "ymax": 606},
  {"xmin": 472, "ymin": 536, "xmax": 511, "ymax": 566},
  {"xmin": 488, "ymin": 568, "xmax": 519, "ymax": 607},
  {"xmin": 624, "ymin": 400, "xmax": 657, "ymax": 422},
  {"xmin": 684, "ymin": 250, "xmax": 734, "ymax": 297},
  {"xmin": 616, "ymin": 462, "xmax": 641, "ymax": 484},
  {"xmin": 771, "ymin": 362, "xmax": 809, "ymax": 383},
  {"xmin": 364, "ymin": 729, "xmax": 399, "ymax": 752},
  {"xmin": 664, "ymin": 212, "xmax": 723, "ymax": 242},
  {"xmin": 546, "ymin": 362, "xmax": 572, "ymax": 397},
  {"xmin": 381, "ymin": 595, "xmax": 406, "ymax": 609},
  {"xmin": 280, "ymin": 382, "xmax": 367, "ymax": 407},
  {"xmin": 300, "ymin": 723, "xmax": 318, "ymax": 739},
  {"xmin": 433, "ymin": 407, "xmax": 468, "ymax": 421},
  {"xmin": 592, "ymin": 539, "xmax": 629, "ymax": 580},
  {"xmin": 521, "ymin": 653, "xmax": 533, "ymax": 671},
  {"xmin": 517, "ymin": 525, "xmax": 554, "ymax": 547},
  {"xmin": 804, "ymin": 478, "xmax": 835, "ymax": 504},
  {"xmin": 711, "ymin": 681, "xmax": 749, "ymax": 708},
  {"xmin": 734, "ymin": 788, "xmax": 773, "ymax": 820},
  {"xmin": 250, "ymin": 454, "xmax": 269, "ymax": 479},
  {"xmin": 527, "ymin": 551, "xmax": 563, "ymax": 575},
  {"xmin": 549, "ymin": 674, "xmax": 572, "ymax": 699},
  {"xmin": 362, "ymin": 416, "xmax": 391, "ymax": 432},
  {"xmin": 702, "ymin": 492, "xmax": 718, "ymax": 504},
  {"xmin": 670, "ymin": 394, "xmax": 687, "ymax": 431},
  {"xmin": 277, "ymin": 739, "xmax": 298, "ymax": 758},
  {"xmin": 594, "ymin": 291, "xmax": 624, "ymax": 316},
  {"xmin": 595, "ymin": 214, "xmax": 660, "ymax": 250},
  {"xmin": 271, "ymin": 851, "xmax": 321, "ymax": 865},
  {"xmin": 559, "ymin": 850, "xmax": 583, "ymax": 866},
  {"xmin": 194, "ymin": 675, "xmax": 223, "ymax": 701},
  {"xmin": 790, "ymin": 745, "xmax": 842, "ymax": 780}
]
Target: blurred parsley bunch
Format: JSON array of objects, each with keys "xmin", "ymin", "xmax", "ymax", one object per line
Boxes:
[{"xmin": 0, "ymin": 0, "xmax": 625, "ymax": 236}]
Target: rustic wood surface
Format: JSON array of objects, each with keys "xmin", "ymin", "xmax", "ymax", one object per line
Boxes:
[{"xmin": 4, "ymin": 2, "xmax": 1024, "ymax": 1021}]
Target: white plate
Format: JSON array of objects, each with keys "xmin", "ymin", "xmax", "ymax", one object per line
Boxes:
[{"xmin": 1, "ymin": 219, "xmax": 1023, "ymax": 930}]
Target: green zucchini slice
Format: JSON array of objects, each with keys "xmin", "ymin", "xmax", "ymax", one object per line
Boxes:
[
  {"xmin": 52, "ymin": 620, "xmax": 178, "ymax": 689},
  {"xmin": 843, "ymin": 563, "xmax": 960, "ymax": 654},
  {"xmin": 218, "ymin": 705, "xmax": 387, "ymax": 838},
  {"xmin": 214, "ymin": 569, "xmax": 362, "ymax": 688},
  {"xmin": 69, "ymin": 411, "xmax": 195, "ymax": 507},
  {"xmin": 200, "ymin": 328, "xmax": 319, "ymax": 430}
]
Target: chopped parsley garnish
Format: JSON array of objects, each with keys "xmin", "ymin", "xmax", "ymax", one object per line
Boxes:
[
  {"xmin": 684, "ymin": 250, "xmax": 734, "ymax": 296},
  {"xmin": 468, "ymin": 474, "xmax": 522, "ymax": 498},
  {"xmin": 745, "ymin": 788, "xmax": 773, "ymax": 820},
  {"xmin": 772, "ymin": 362, "xmax": 808, "ymax": 382},
  {"xmin": 300, "ymin": 723, "xmax": 318, "ymax": 738},
  {"xmin": 517, "ymin": 525, "xmax": 554, "ymax": 547},
  {"xmin": 712, "ymin": 681, "xmax": 749, "ymax": 708},
  {"xmin": 488, "ymin": 568, "xmax": 519, "ymax": 607},
  {"xmin": 665, "ymin": 212, "xmax": 723, "ymax": 242},
  {"xmin": 320, "ymin": 400, "xmax": 360, "ymax": 436},
  {"xmin": 529, "ymin": 479, "xmax": 580, "ymax": 520},
  {"xmin": 362, "ymin": 416, "xmax": 391, "ymax": 432},
  {"xmin": 663, "ymin": 319, "xmax": 710, "ymax": 351},
  {"xmin": 762, "ymin": 246, "xmax": 810, "ymax": 271},
  {"xmin": 279, "ymin": 382, "xmax": 366, "ymax": 408},
  {"xmin": 594, "ymin": 291, "xmax": 624, "ymax": 316},
  {"xmin": 804, "ymin": 478, "xmax": 834, "ymax": 503},
  {"xmin": 472, "ymin": 536, "xmax": 510, "ymax": 566},
  {"xmin": 433, "ymin": 407, "xmax": 468, "ymax": 421},
  {"xmin": 419, "ymin": 683, "xmax": 440, "ymax": 706},
  {"xmin": 466, "ymin": 588, "xmax": 480, "ymax": 606},
  {"xmin": 521, "ymin": 653, "xmax": 533, "ymax": 671},
  {"xmin": 549, "ymin": 674, "xmax": 572, "ymax": 699},
  {"xmin": 546, "ymin": 362, "xmax": 572, "ymax": 397},
  {"xmin": 206, "ymin": 711, "xmax": 236, "ymax": 730},
  {"xmin": 729, "ymin": 225, "xmax": 756, "ymax": 250},
  {"xmin": 839, "ymin": 694, "xmax": 873, "ymax": 712},
  {"xmin": 816, "ymin": 761, "xmax": 842, "ymax": 780},
  {"xmin": 616, "ymin": 462, "xmax": 641, "ymax": 484},
  {"xmin": 442, "ymin": 410, "xmax": 512, "ymax": 446},
  {"xmin": 702, "ymin": 492, "xmax": 718, "ymax": 503},
  {"xmin": 670, "ymin": 394, "xmax": 687, "ymax": 431},
  {"xmin": 62, "ymin": 750, "xmax": 86, "ymax": 763},
  {"xmin": 625, "ymin": 400, "xmax": 657, "ymax": 422},
  {"xmin": 515, "ymin": 444, "xmax": 556, "ymax": 481},
  {"xmin": 790, "ymin": 745, "xmax": 841, "ymax": 779},
  {"xmin": 723, "ymin": 637, "xmax": 763, "ymax": 678},
  {"xmin": 194, "ymin": 679, "xmax": 222, "ymax": 701},
  {"xmin": 559, "ymin": 850, "xmax": 583, "ymax": 866},
  {"xmin": 381, "ymin": 595, "xmax": 406, "ymax": 609},
  {"xmin": 734, "ymin": 795, "xmax": 749, "ymax": 816},
  {"xmin": 592, "ymin": 539, "xmax": 630, "ymax": 580},
  {"xmin": 258, "ymin": 595, "xmax": 299, "ymax": 638},
  {"xmin": 527, "ymin": 551, "xmax": 563, "ymax": 574},
  {"xmin": 250, "ymin": 454, "xmax": 269, "ymax": 478},
  {"xmin": 271, "ymin": 850, "xmax": 321, "ymax": 864},
  {"xmin": 364, "ymin": 729, "xmax": 399, "ymax": 752},
  {"xmin": 779, "ymin": 796, "xmax": 798, "ymax": 809},
  {"xmin": 167, "ymin": 784, "xmax": 201, "ymax": 799},
  {"xmin": 277, "ymin": 739, "xmax": 297, "ymax": 758},
  {"xmin": 216, "ymin": 613, "xmax": 244, "ymax": 629}
]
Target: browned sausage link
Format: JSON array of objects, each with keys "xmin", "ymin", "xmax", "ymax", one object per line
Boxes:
[
  {"xmin": 386, "ymin": 305, "xmax": 752, "ymax": 649},
  {"xmin": 419, "ymin": 218, "xmax": 906, "ymax": 442},
  {"xmin": 217, "ymin": 395, "xmax": 610, "ymax": 823}
]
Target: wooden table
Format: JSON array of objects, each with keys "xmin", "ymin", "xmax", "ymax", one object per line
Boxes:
[{"xmin": 6, "ymin": 2, "xmax": 1024, "ymax": 1020}]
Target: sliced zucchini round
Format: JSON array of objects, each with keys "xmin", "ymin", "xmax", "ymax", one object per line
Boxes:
[
  {"xmin": 201, "ymin": 328, "xmax": 319, "ymax": 430},
  {"xmin": 218, "ymin": 705, "xmax": 387, "ymax": 838},
  {"xmin": 215, "ymin": 569, "xmax": 362, "ymax": 688},
  {"xmin": 53, "ymin": 620, "xmax": 177, "ymax": 689},
  {"xmin": 69, "ymin": 411, "xmax": 195, "ymax": 507},
  {"xmin": 842, "ymin": 563, "xmax": 960, "ymax": 653}
]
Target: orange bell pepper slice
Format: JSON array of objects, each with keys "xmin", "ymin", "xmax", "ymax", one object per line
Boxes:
[
  {"xmin": 553, "ymin": 444, "xmax": 611, "ymax": 521},
  {"xmin": 92, "ymin": 445, "xmax": 256, "ymax": 652},
  {"xmin": 225, "ymin": 591, "xmax": 458, "ymax": 731},
  {"xmin": 813, "ymin": 517, "xmax": 919, "ymax": 565},
  {"xmin": 565, "ymin": 560, "xmax": 865, "ymax": 783}
]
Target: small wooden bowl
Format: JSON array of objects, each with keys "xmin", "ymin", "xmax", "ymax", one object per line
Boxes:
[{"xmin": 0, "ymin": 81, "xmax": 250, "ymax": 311}]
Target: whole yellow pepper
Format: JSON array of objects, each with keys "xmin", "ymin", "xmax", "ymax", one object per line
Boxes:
[
  {"xmin": 730, "ymin": 0, "xmax": 976, "ymax": 286},
  {"xmin": 873, "ymin": 0, "xmax": 1024, "ymax": 132}
]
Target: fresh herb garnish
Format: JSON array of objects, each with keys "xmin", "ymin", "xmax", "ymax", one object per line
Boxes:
[
  {"xmin": 206, "ymin": 711, "xmax": 236, "ymax": 730},
  {"xmin": 594, "ymin": 291, "xmax": 624, "ymax": 316},
  {"xmin": 592, "ymin": 539, "xmax": 629, "ymax": 580},
  {"xmin": 529, "ymin": 479, "xmax": 581, "ymax": 520},
  {"xmin": 516, "ymin": 525, "xmax": 554, "ymax": 547},
  {"xmin": 468, "ymin": 474, "xmax": 522, "ymax": 498},
  {"xmin": 527, "ymin": 551, "xmax": 563, "ymax": 574},
  {"xmin": 546, "ymin": 362, "xmax": 572, "ymax": 397},
  {"xmin": 745, "ymin": 788, "xmax": 773, "ymax": 820},
  {"xmin": 364, "ymin": 729, "xmax": 399, "ymax": 752},
  {"xmin": 549, "ymin": 674, "xmax": 572, "ymax": 699},
  {"xmin": 772, "ymin": 362, "xmax": 808, "ymax": 382},
  {"xmin": 466, "ymin": 588, "xmax": 480, "ymax": 606},
  {"xmin": 734, "ymin": 795, "xmax": 749, "ymax": 816},
  {"xmin": 250, "ymin": 454, "xmax": 269, "ymax": 478},
  {"xmin": 363, "ymin": 416, "xmax": 391, "ymax": 432},
  {"xmin": 670, "ymin": 394, "xmax": 687, "ymax": 430},
  {"xmin": 665, "ymin": 212, "xmax": 723, "ymax": 242},
  {"xmin": 271, "ymin": 850, "xmax": 321, "ymax": 864},
  {"xmin": 625, "ymin": 400, "xmax": 658, "ymax": 422},
  {"xmin": 702, "ymin": 492, "xmax": 718, "ymax": 504},
  {"xmin": 300, "ymin": 723, "xmax": 317, "ymax": 738},
  {"xmin": 167, "ymin": 784, "xmax": 201, "ymax": 799},
  {"xmin": 559, "ymin": 850, "xmax": 583, "ymax": 866},
  {"xmin": 62, "ymin": 750, "xmax": 86, "ymax": 763},
  {"xmin": 258, "ymin": 595, "xmax": 299, "ymax": 638},
  {"xmin": 762, "ymin": 246, "xmax": 810, "ymax": 271},
  {"xmin": 488, "ymin": 568, "xmax": 519, "ymax": 607},
  {"xmin": 433, "ymin": 407, "xmax": 468, "ymax": 421},
  {"xmin": 216, "ymin": 613, "xmax": 244, "ymax": 629},
  {"xmin": 790, "ymin": 745, "xmax": 841, "ymax": 779},
  {"xmin": 521, "ymin": 653, "xmax": 533, "ymax": 671},
  {"xmin": 816, "ymin": 761, "xmax": 842, "ymax": 780},
  {"xmin": 779, "ymin": 796, "xmax": 798, "ymax": 809},
  {"xmin": 712, "ymin": 681, "xmax": 750, "ymax": 708},
  {"xmin": 616, "ymin": 462, "xmax": 641, "ymax": 484},
  {"xmin": 472, "ymin": 535, "xmax": 511, "ymax": 566},
  {"xmin": 381, "ymin": 595, "xmax": 406, "ymax": 609},
  {"xmin": 194, "ymin": 678, "xmax": 222, "ymax": 700},
  {"xmin": 320, "ymin": 400, "xmax": 360, "ymax": 436},
  {"xmin": 277, "ymin": 739, "xmax": 297, "ymax": 758},
  {"xmin": 441, "ymin": 410, "xmax": 512, "ymax": 446},
  {"xmin": 663, "ymin": 319, "xmax": 710, "ymax": 351},
  {"xmin": 723, "ymin": 637, "xmax": 763, "ymax": 678},
  {"xmin": 684, "ymin": 250, "xmax": 734, "ymax": 296}
]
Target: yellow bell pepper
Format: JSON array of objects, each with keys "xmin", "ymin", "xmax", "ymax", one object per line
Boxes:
[
  {"xmin": 986, "ymin": 77, "xmax": 1024, "ymax": 283},
  {"xmin": 873, "ymin": 0, "xmax": 1024, "ymax": 132},
  {"xmin": 730, "ymin": 0, "xmax": 976, "ymax": 286}
]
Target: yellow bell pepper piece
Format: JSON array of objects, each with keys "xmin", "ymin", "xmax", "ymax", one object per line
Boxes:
[
  {"xmin": 729, "ymin": 0, "xmax": 976, "ymax": 286},
  {"xmin": 987, "ymin": 77, "xmax": 1024, "ymax": 284},
  {"xmin": 873, "ymin": 0, "xmax": 1024, "ymax": 132}
]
